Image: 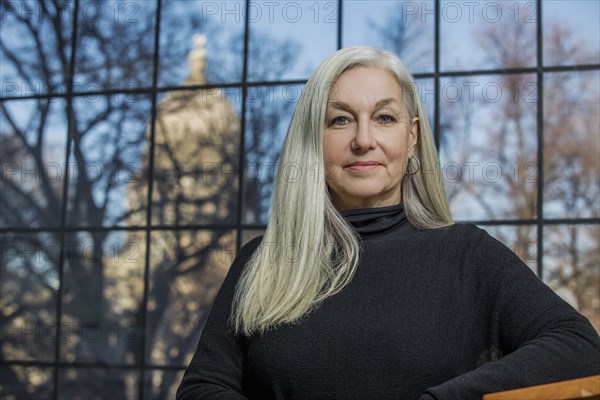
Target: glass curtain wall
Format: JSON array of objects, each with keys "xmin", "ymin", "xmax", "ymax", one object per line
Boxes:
[{"xmin": 1, "ymin": 0, "xmax": 598, "ymax": 398}]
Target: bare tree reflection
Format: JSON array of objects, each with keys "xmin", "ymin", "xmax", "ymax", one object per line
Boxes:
[
  {"xmin": 1, "ymin": 0, "xmax": 300, "ymax": 397},
  {"xmin": 475, "ymin": 19, "xmax": 599, "ymax": 331},
  {"xmin": 369, "ymin": 2, "xmax": 431, "ymax": 71}
]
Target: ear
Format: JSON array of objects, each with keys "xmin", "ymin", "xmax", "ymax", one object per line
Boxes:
[{"xmin": 408, "ymin": 117, "xmax": 420, "ymax": 157}]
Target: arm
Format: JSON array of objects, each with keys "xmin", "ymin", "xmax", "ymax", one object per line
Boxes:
[
  {"xmin": 420, "ymin": 229, "xmax": 600, "ymax": 400},
  {"xmin": 177, "ymin": 238, "xmax": 262, "ymax": 400}
]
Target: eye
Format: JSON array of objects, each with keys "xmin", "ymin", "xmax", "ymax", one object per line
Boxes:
[
  {"xmin": 378, "ymin": 114, "xmax": 396, "ymax": 125},
  {"xmin": 329, "ymin": 116, "xmax": 351, "ymax": 126}
]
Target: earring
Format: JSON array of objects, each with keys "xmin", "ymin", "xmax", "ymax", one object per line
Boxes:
[{"xmin": 406, "ymin": 156, "xmax": 420, "ymax": 175}]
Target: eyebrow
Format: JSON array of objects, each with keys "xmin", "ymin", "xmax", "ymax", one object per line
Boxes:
[
  {"xmin": 374, "ymin": 98, "xmax": 400, "ymax": 109},
  {"xmin": 327, "ymin": 100, "xmax": 352, "ymax": 112},
  {"xmin": 327, "ymin": 98, "xmax": 401, "ymax": 112}
]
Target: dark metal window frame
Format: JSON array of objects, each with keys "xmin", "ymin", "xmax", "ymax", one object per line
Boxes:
[{"xmin": 1, "ymin": 0, "xmax": 598, "ymax": 398}]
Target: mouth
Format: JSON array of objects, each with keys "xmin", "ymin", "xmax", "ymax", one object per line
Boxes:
[{"xmin": 345, "ymin": 161, "xmax": 381, "ymax": 171}]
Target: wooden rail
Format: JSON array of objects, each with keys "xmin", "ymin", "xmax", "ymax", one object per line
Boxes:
[{"xmin": 483, "ymin": 375, "xmax": 600, "ymax": 400}]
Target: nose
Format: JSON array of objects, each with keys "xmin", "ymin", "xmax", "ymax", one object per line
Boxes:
[{"xmin": 352, "ymin": 119, "xmax": 376, "ymax": 151}]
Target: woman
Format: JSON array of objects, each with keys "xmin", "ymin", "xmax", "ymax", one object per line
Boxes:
[{"xmin": 177, "ymin": 47, "xmax": 599, "ymax": 399}]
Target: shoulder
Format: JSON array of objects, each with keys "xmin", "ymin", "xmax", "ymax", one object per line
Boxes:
[
  {"xmin": 429, "ymin": 221, "xmax": 488, "ymax": 239},
  {"xmin": 408, "ymin": 222, "xmax": 500, "ymax": 253},
  {"xmin": 426, "ymin": 222, "xmax": 508, "ymax": 248},
  {"xmin": 367, "ymin": 223, "xmax": 516, "ymax": 269},
  {"xmin": 408, "ymin": 223, "xmax": 524, "ymax": 273},
  {"xmin": 447, "ymin": 222, "xmax": 519, "ymax": 259},
  {"xmin": 444, "ymin": 225, "xmax": 533, "ymax": 288},
  {"xmin": 237, "ymin": 235, "xmax": 263, "ymax": 260}
]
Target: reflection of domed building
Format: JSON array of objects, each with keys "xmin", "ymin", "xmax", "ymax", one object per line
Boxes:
[
  {"xmin": 151, "ymin": 35, "xmax": 240, "ymax": 225},
  {"xmin": 123, "ymin": 34, "xmax": 241, "ymax": 227},
  {"xmin": 106, "ymin": 36, "xmax": 241, "ymax": 391}
]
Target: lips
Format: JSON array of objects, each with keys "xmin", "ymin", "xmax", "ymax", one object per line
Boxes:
[{"xmin": 345, "ymin": 161, "xmax": 381, "ymax": 171}]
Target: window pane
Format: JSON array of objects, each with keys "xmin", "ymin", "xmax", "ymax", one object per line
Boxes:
[
  {"xmin": 343, "ymin": 0, "xmax": 434, "ymax": 74},
  {"xmin": 1, "ymin": 232, "xmax": 59, "ymax": 362},
  {"xmin": 544, "ymin": 224, "xmax": 600, "ymax": 334},
  {"xmin": 0, "ymin": 365, "xmax": 53, "ymax": 399},
  {"xmin": 439, "ymin": 74, "xmax": 538, "ymax": 220},
  {"xmin": 146, "ymin": 230, "xmax": 236, "ymax": 367},
  {"xmin": 151, "ymin": 88, "xmax": 241, "ymax": 226},
  {"xmin": 144, "ymin": 369, "xmax": 185, "ymax": 400},
  {"xmin": 58, "ymin": 368, "xmax": 138, "ymax": 399},
  {"xmin": 158, "ymin": 0, "xmax": 244, "ymax": 86},
  {"xmin": 543, "ymin": 71, "xmax": 600, "ymax": 219},
  {"xmin": 440, "ymin": 0, "xmax": 537, "ymax": 71},
  {"xmin": 66, "ymin": 94, "xmax": 152, "ymax": 227},
  {"xmin": 543, "ymin": 0, "xmax": 600, "ymax": 67},
  {"xmin": 75, "ymin": 0, "xmax": 157, "ymax": 92},
  {"xmin": 414, "ymin": 78, "xmax": 435, "ymax": 131},
  {"xmin": 60, "ymin": 230, "xmax": 145, "ymax": 365},
  {"xmin": 243, "ymin": 84, "xmax": 299, "ymax": 224},
  {"xmin": 242, "ymin": 229, "xmax": 265, "ymax": 247},
  {"xmin": 247, "ymin": 0, "xmax": 337, "ymax": 82},
  {"xmin": 1, "ymin": 1, "xmax": 73, "ymax": 97},
  {"xmin": 478, "ymin": 225, "xmax": 538, "ymax": 273},
  {"xmin": 1, "ymin": 99, "xmax": 68, "ymax": 228}
]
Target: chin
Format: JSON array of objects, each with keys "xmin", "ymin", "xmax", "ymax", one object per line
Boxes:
[
  {"xmin": 329, "ymin": 182, "xmax": 400, "ymax": 205},
  {"xmin": 348, "ymin": 186, "xmax": 390, "ymax": 199}
]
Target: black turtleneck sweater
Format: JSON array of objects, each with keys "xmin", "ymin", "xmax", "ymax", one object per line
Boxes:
[{"xmin": 177, "ymin": 205, "xmax": 600, "ymax": 400}]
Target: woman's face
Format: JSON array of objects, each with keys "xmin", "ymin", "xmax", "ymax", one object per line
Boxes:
[{"xmin": 323, "ymin": 67, "xmax": 419, "ymax": 211}]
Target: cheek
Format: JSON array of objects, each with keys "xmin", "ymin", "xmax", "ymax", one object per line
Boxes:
[
  {"xmin": 322, "ymin": 136, "xmax": 345, "ymax": 186},
  {"xmin": 385, "ymin": 138, "xmax": 411, "ymax": 174},
  {"xmin": 323, "ymin": 135, "xmax": 343, "ymax": 164}
]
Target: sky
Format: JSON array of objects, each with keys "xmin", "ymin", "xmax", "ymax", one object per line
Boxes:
[{"xmin": 245, "ymin": 0, "xmax": 600, "ymax": 77}]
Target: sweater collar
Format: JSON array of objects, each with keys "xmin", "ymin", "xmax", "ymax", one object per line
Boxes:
[{"xmin": 340, "ymin": 203, "xmax": 412, "ymax": 239}]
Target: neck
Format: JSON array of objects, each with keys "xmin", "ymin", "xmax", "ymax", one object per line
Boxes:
[{"xmin": 340, "ymin": 203, "xmax": 414, "ymax": 240}]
